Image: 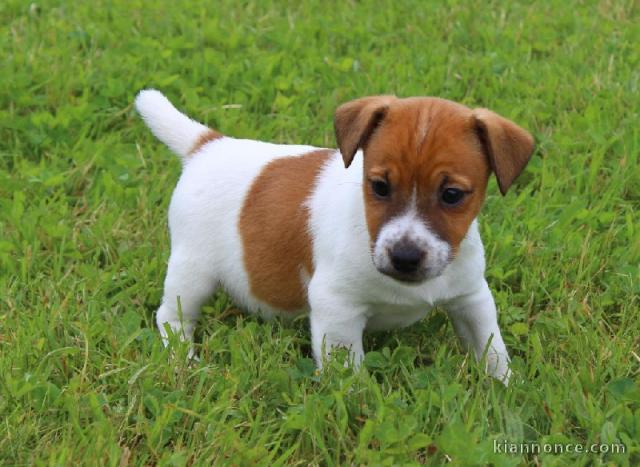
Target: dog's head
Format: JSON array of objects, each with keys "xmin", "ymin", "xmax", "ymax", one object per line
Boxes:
[{"xmin": 334, "ymin": 96, "xmax": 534, "ymax": 283}]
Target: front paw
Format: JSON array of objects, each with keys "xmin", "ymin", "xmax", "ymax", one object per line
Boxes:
[
  {"xmin": 315, "ymin": 342, "xmax": 364, "ymax": 370},
  {"xmin": 486, "ymin": 352, "xmax": 511, "ymax": 385}
]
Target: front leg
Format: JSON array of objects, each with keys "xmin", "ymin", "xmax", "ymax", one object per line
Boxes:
[
  {"xmin": 444, "ymin": 280, "xmax": 511, "ymax": 384},
  {"xmin": 308, "ymin": 275, "xmax": 367, "ymax": 369}
]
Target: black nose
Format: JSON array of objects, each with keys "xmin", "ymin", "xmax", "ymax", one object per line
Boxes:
[{"xmin": 389, "ymin": 243, "xmax": 424, "ymax": 274}]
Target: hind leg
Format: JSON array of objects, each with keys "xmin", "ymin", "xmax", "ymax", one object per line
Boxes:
[{"xmin": 156, "ymin": 247, "xmax": 217, "ymax": 354}]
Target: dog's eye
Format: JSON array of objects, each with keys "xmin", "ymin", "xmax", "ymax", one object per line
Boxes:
[
  {"xmin": 371, "ymin": 179, "xmax": 390, "ymax": 198},
  {"xmin": 441, "ymin": 188, "xmax": 465, "ymax": 206}
]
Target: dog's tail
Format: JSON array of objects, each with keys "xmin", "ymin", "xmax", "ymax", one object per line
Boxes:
[{"xmin": 135, "ymin": 89, "xmax": 220, "ymax": 158}]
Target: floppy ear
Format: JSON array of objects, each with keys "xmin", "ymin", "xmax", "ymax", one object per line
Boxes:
[
  {"xmin": 334, "ymin": 95, "xmax": 396, "ymax": 168},
  {"xmin": 473, "ymin": 108, "xmax": 535, "ymax": 195}
]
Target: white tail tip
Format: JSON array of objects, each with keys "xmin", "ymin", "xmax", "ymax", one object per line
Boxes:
[{"xmin": 135, "ymin": 89, "xmax": 210, "ymax": 158}]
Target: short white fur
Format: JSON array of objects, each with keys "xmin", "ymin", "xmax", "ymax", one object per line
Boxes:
[
  {"xmin": 372, "ymin": 188, "xmax": 451, "ymax": 280},
  {"xmin": 135, "ymin": 89, "xmax": 209, "ymax": 158},
  {"xmin": 135, "ymin": 90, "xmax": 512, "ymax": 384}
]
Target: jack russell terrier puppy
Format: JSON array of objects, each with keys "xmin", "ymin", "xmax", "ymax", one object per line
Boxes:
[{"xmin": 135, "ymin": 90, "xmax": 534, "ymax": 384}]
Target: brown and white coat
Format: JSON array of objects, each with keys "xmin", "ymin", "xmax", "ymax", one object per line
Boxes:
[{"xmin": 136, "ymin": 90, "xmax": 534, "ymax": 383}]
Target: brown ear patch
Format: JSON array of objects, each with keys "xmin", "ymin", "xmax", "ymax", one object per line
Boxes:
[
  {"xmin": 334, "ymin": 95, "xmax": 396, "ymax": 168},
  {"xmin": 239, "ymin": 149, "xmax": 333, "ymax": 312},
  {"xmin": 473, "ymin": 109, "xmax": 535, "ymax": 195},
  {"xmin": 189, "ymin": 129, "xmax": 223, "ymax": 156}
]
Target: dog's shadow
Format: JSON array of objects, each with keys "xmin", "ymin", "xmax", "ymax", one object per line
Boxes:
[{"xmin": 185, "ymin": 290, "xmax": 449, "ymax": 369}]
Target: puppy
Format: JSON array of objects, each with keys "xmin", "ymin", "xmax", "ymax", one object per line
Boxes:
[{"xmin": 135, "ymin": 90, "xmax": 534, "ymax": 383}]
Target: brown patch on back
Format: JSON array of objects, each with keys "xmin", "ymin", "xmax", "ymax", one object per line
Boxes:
[
  {"xmin": 239, "ymin": 149, "xmax": 333, "ymax": 312},
  {"xmin": 189, "ymin": 129, "xmax": 223, "ymax": 155}
]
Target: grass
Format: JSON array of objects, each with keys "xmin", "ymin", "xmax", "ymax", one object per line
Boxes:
[{"xmin": 1, "ymin": 0, "xmax": 639, "ymax": 464}]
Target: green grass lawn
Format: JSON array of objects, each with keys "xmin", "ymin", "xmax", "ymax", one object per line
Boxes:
[{"xmin": 1, "ymin": 0, "xmax": 639, "ymax": 464}]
